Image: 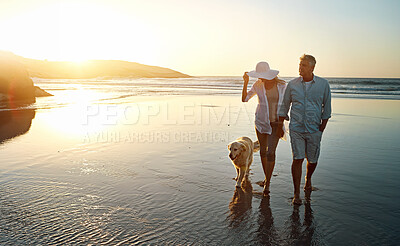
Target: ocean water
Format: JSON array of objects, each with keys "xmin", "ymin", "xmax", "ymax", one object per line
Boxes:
[
  {"xmin": 0, "ymin": 77, "xmax": 399, "ymax": 245},
  {"xmin": 29, "ymin": 76, "xmax": 400, "ymax": 105}
]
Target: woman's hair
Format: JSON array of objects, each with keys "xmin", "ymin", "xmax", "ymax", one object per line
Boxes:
[
  {"xmin": 273, "ymin": 76, "xmax": 285, "ymax": 84},
  {"xmin": 260, "ymin": 77, "xmax": 285, "ymax": 84}
]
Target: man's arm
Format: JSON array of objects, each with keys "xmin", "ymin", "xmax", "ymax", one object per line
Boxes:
[{"xmin": 320, "ymin": 82, "xmax": 332, "ymax": 132}]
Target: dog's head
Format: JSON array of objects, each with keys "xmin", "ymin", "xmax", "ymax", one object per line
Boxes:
[{"xmin": 228, "ymin": 141, "xmax": 247, "ymax": 161}]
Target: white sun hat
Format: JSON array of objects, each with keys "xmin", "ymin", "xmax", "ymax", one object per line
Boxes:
[{"xmin": 247, "ymin": 61, "xmax": 279, "ymax": 80}]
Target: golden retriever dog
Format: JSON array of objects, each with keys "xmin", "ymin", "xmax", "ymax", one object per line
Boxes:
[{"xmin": 228, "ymin": 137, "xmax": 260, "ymax": 188}]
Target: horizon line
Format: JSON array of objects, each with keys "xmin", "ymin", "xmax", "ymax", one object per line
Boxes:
[{"xmin": 3, "ymin": 51, "xmax": 400, "ymax": 80}]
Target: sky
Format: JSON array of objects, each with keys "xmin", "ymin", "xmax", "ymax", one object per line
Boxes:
[{"xmin": 0, "ymin": 0, "xmax": 399, "ymax": 77}]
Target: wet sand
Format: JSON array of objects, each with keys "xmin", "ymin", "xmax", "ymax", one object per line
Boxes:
[{"xmin": 1, "ymin": 95, "xmax": 399, "ymax": 245}]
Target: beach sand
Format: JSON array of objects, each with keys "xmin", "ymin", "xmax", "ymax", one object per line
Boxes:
[{"xmin": 1, "ymin": 95, "xmax": 399, "ymax": 245}]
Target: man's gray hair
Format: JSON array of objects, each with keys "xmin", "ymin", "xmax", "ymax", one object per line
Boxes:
[{"xmin": 300, "ymin": 54, "xmax": 316, "ymax": 67}]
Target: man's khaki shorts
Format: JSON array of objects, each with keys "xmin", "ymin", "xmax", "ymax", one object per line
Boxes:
[{"xmin": 289, "ymin": 130, "xmax": 323, "ymax": 163}]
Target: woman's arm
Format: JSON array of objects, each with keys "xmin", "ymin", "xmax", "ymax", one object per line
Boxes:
[{"xmin": 242, "ymin": 72, "xmax": 249, "ymax": 102}]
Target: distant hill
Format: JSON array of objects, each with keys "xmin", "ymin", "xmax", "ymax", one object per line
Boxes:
[
  {"xmin": 3, "ymin": 51, "xmax": 190, "ymax": 79},
  {"xmin": 0, "ymin": 51, "xmax": 36, "ymax": 103}
]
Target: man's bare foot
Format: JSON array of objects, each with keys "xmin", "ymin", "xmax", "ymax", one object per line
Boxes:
[
  {"xmin": 292, "ymin": 195, "xmax": 302, "ymax": 205},
  {"xmin": 304, "ymin": 190, "xmax": 312, "ymax": 202},
  {"xmin": 304, "ymin": 176, "xmax": 312, "ymax": 191},
  {"xmin": 303, "ymin": 186, "xmax": 313, "ymax": 191}
]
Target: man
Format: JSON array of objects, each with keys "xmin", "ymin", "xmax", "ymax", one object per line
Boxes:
[{"xmin": 278, "ymin": 54, "xmax": 331, "ymax": 205}]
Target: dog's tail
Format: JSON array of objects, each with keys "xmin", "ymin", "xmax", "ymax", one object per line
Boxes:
[{"xmin": 253, "ymin": 140, "xmax": 260, "ymax": 152}]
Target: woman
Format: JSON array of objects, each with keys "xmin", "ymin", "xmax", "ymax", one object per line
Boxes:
[{"xmin": 241, "ymin": 61, "xmax": 286, "ymax": 196}]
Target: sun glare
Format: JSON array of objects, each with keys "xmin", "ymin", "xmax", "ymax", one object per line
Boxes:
[
  {"xmin": 0, "ymin": 1, "xmax": 159, "ymax": 64},
  {"xmin": 39, "ymin": 89, "xmax": 108, "ymax": 137}
]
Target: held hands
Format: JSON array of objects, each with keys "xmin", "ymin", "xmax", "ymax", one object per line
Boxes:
[
  {"xmin": 243, "ymin": 72, "xmax": 249, "ymax": 84},
  {"xmin": 319, "ymin": 119, "xmax": 329, "ymax": 132},
  {"xmin": 276, "ymin": 122, "xmax": 284, "ymax": 138}
]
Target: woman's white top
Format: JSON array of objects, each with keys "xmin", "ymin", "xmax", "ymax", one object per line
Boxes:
[{"xmin": 244, "ymin": 79, "xmax": 287, "ymax": 137}]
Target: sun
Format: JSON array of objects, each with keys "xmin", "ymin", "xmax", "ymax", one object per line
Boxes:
[{"xmin": 1, "ymin": 0, "xmax": 160, "ymax": 64}]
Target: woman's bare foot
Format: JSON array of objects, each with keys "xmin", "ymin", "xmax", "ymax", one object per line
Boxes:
[
  {"xmin": 262, "ymin": 178, "xmax": 270, "ymax": 196},
  {"xmin": 256, "ymin": 180, "xmax": 265, "ymax": 187},
  {"xmin": 263, "ymin": 185, "xmax": 270, "ymax": 197}
]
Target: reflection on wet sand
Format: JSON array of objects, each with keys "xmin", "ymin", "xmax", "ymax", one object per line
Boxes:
[
  {"xmin": 256, "ymin": 196, "xmax": 279, "ymax": 245},
  {"xmin": 286, "ymin": 190, "xmax": 316, "ymax": 245},
  {"xmin": 227, "ymin": 181, "xmax": 321, "ymax": 244},
  {"xmin": 228, "ymin": 178, "xmax": 253, "ymax": 227},
  {"xmin": 0, "ymin": 109, "xmax": 35, "ymax": 144}
]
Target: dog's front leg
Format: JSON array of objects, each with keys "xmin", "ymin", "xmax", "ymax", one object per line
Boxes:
[
  {"xmin": 236, "ymin": 167, "xmax": 245, "ymax": 188},
  {"xmin": 235, "ymin": 167, "xmax": 240, "ymax": 181}
]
